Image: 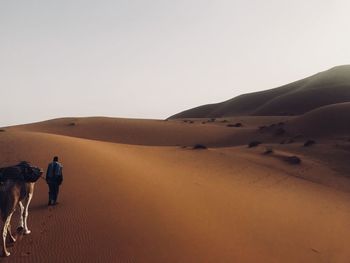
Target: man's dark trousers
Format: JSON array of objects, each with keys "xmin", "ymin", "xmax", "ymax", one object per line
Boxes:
[{"xmin": 48, "ymin": 182, "xmax": 60, "ymax": 204}]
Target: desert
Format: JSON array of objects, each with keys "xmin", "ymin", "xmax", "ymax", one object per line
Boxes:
[{"xmin": 1, "ymin": 66, "xmax": 350, "ymax": 262}]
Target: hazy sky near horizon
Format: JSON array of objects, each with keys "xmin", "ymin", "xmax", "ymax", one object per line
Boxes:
[{"xmin": 1, "ymin": 0, "xmax": 350, "ymax": 126}]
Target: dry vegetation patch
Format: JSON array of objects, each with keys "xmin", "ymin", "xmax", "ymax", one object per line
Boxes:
[
  {"xmin": 227, "ymin": 123, "xmax": 243, "ymax": 128},
  {"xmin": 263, "ymin": 147, "xmax": 274, "ymax": 155},
  {"xmin": 193, "ymin": 144, "xmax": 207, "ymax": 150},
  {"xmin": 304, "ymin": 140, "xmax": 316, "ymax": 147},
  {"xmin": 248, "ymin": 141, "xmax": 262, "ymax": 148},
  {"xmin": 283, "ymin": 156, "xmax": 302, "ymax": 165}
]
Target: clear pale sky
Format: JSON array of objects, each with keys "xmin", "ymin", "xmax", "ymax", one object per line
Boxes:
[{"xmin": 1, "ymin": 0, "xmax": 350, "ymax": 126}]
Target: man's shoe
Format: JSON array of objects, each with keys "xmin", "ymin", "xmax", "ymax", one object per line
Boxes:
[{"xmin": 48, "ymin": 200, "xmax": 52, "ymax": 206}]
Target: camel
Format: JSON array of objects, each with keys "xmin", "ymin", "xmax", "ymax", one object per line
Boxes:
[{"xmin": 0, "ymin": 161, "xmax": 42, "ymax": 257}]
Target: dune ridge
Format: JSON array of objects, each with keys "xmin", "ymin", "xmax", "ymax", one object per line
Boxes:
[
  {"xmin": 287, "ymin": 102, "xmax": 350, "ymax": 137},
  {"xmin": 169, "ymin": 65, "xmax": 350, "ymax": 118},
  {"xmin": 9, "ymin": 116, "xmax": 298, "ymax": 147}
]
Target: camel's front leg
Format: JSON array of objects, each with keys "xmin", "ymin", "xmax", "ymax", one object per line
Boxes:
[
  {"xmin": 22, "ymin": 193, "xmax": 33, "ymax": 235},
  {"xmin": 7, "ymin": 222, "xmax": 16, "ymax": 243},
  {"xmin": 2, "ymin": 212, "xmax": 14, "ymax": 257}
]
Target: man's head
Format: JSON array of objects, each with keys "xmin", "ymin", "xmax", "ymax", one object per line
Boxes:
[{"xmin": 53, "ymin": 156, "xmax": 59, "ymax": 162}]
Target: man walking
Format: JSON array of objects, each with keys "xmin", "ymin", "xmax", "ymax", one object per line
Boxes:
[{"xmin": 46, "ymin": 156, "xmax": 63, "ymax": 206}]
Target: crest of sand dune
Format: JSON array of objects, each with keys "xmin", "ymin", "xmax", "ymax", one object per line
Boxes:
[
  {"xmin": 1, "ymin": 113, "xmax": 350, "ymax": 262},
  {"xmin": 169, "ymin": 65, "xmax": 350, "ymax": 118},
  {"xmin": 287, "ymin": 102, "xmax": 350, "ymax": 137},
  {"xmin": 8, "ymin": 116, "xmax": 293, "ymax": 147}
]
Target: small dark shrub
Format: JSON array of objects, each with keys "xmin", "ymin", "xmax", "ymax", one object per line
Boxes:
[
  {"xmin": 227, "ymin": 123, "xmax": 243, "ymax": 128},
  {"xmin": 68, "ymin": 122, "xmax": 76, "ymax": 126},
  {"xmin": 258, "ymin": 126, "xmax": 267, "ymax": 132},
  {"xmin": 304, "ymin": 140, "xmax": 316, "ymax": 147},
  {"xmin": 248, "ymin": 141, "xmax": 262, "ymax": 148},
  {"xmin": 293, "ymin": 134, "xmax": 303, "ymax": 139},
  {"xmin": 279, "ymin": 112, "xmax": 294, "ymax": 116},
  {"xmin": 221, "ymin": 120, "xmax": 228, "ymax": 123},
  {"xmin": 274, "ymin": 127, "xmax": 286, "ymax": 136},
  {"xmin": 193, "ymin": 144, "xmax": 207, "ymax": 150},
  {"xmin": 282, "ymin": 138, "xmax": 294, "ymax": 144},
  {"xmin": 286, "ymin": 138, "xmax": 295, "ymax": 144},
  {"xmin": 0, "ymin": 129, "xmax": 5, "ymax": 132},
  {"xmin": 263, "ymin": 147, "xmax": 274, "ymax": 155},
  {"xmin": 284, "ymin": 156, "xmax": 301, "ymax": 165}
]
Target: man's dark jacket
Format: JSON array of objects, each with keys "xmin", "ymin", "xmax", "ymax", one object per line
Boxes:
[{"xmin": 46, "ymin": 161, "xmax": 63, "ymax": 185}]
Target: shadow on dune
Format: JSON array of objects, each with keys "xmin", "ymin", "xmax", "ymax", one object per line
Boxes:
[{"xmin": 30, "ymin": 203, "xmax": 50, "ymax": 211}]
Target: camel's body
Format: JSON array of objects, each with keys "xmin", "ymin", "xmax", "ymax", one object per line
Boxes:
[
  {"xmin": 0, "ymin": 181, "xmax": 34, "ymax": 256},
  {"xmin": 0, "ymin": 162, "xmax": 42, "ymax": 257}
]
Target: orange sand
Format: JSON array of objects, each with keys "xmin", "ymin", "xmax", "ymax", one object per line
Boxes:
[{"xmin": 1, "ymin": 115, "xmax": 350, "ymax": 262}]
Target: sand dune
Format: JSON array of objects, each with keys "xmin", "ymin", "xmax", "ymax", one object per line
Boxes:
[
  {"xmin": 287, "ymin": 102, "xmax": 350, "ymax": 137},
  {"xmin": 1, "ymin": 116, "xmax": 350, "ymax": 262},
  {"xmin": 5, "ymin": 116, "xmax": 275, "ymax": 147},
  {"xmin": 7, "ymin": 117, "xmax": 240, "ymax": 146},
  {"xmin": 169, "ymin": 65, "xmax": 350, "ymax": 118},
  {"xmin": 3, "ymin": 66, "xmax": 350, "ymax": 261}
]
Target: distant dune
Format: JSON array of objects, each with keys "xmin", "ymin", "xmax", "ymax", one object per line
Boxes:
[
  {"xmin": 287, "ymin": 102, "xmax": 350, "ymax": 137},
  {"xmin": 6, "ymin": 117, "xmax": 255, "ymax": 147},
  {"xmin": 169, "ymin": 65, "xmax": 350, "ymax": 118}
]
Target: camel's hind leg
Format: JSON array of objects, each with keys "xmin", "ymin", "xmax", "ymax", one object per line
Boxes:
[
  {"xmin": 17, "ymin": 201, "xmax": 24, "ymax": 232},
  {"xmin": 2, "ymin": 211, "xmax": 14, "ymax": 257},
  {"xmin": 22, "ymin": 193, "xmax": 33, "ymax": 235}
]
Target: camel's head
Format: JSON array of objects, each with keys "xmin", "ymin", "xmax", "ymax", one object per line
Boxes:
[{"xmin": 18, "ymin": 161, "xmax": 43, "ymax": 182}]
